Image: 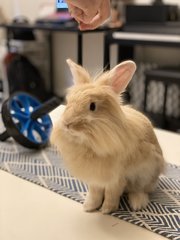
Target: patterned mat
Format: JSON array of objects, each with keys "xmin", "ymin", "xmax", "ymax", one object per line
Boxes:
[{"xmin": 0, "ymin": 139, "xmax": 179, "ymax": 240}]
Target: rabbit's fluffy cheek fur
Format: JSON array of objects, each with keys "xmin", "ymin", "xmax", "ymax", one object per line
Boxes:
[
  {"xmin": 60, "ymin": 86, "xmax": 126, "ymax": 155},
  {"xmin": 58, "ymin": 117, "xmax": 87, "ymax": 144},
  {"xmin": 60, "ymin": 108, "xmax": 126, "ymax": 156}
]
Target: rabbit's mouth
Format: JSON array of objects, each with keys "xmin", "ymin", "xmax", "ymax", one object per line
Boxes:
[{"xmin": 62, "ymin": 119, "xmax": 87, "ymax": 137}]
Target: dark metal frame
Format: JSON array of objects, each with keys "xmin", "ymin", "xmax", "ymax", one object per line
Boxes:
[
  {"xmin": 0, "ymin": 23, "xmax": 108, "ymax": 96},
  {"xmin": 103, "ymin": 29, "xmax": 180, "ymax": 131},
  {"xmin": 103, "ymin": 31, "xmax": 180, "ymax": 69}
]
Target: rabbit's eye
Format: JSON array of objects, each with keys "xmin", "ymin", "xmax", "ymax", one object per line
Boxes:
[{"xmin": 89, "ymin": 102, "xmax": 96, "ymax": 111}]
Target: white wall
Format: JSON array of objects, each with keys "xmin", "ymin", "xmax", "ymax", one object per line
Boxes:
[
  {"xmin": 50, "ymin": 30, "xmax": 105, "ymax": 97},
  {"xmin": 0, "ymin": 0, "xmax": 55, "ymax": 21},
  {"xmin": 52, "ymin": 32, "xmax": 104, "ymax": 96}
]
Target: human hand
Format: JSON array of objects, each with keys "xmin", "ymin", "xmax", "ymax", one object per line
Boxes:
[{"xmin": 66, "ymin": 0, "xmax": 111, "ymax": 30}]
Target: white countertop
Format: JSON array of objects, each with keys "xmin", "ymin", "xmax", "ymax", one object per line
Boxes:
[{"xmin": 0, "ymin": 105, "xmax": 180, "ymax": 240}]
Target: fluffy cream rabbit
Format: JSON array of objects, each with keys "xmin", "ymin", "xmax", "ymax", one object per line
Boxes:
[{"xmin": 51, "ymin": 59, "xmax": 165, "ymax": 214}]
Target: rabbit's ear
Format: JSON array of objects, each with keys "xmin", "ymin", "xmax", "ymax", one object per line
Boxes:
[
  {"xmin": 109, "ymin": 61, "xmax": 136, "ymax": 93},
  {"xmin": 66, "ymin": 59, "xmax": 91, "ymax": 85}
]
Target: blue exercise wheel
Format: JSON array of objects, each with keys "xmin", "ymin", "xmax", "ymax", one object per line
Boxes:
[{"xmin": 0, "ymin": 92, "xmax": 62, "ymax": 149}]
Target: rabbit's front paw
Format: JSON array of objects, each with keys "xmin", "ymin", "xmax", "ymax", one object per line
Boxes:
[
  {"xmin": 100, "ymin": 201, "xmax": 119, "ymax": 214},
  {"xmin": 83, "ymin": 196, "xmax": 102, "ymax": 212},
  {"xmin": 128, "ymin": 192, "xmax": 149, "ymax": 211}
]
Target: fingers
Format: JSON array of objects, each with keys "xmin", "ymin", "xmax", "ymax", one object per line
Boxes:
[
  {"xmin": 67, "ymin": 0, "xmax": 111, "ymax": 30},
  {"xmin": 68, "ymin": 2, "xmax": 97, "ymax": 24},
  {"xmin": 79, "ymin": 13, "xmax": 106, "ymax": 30},
  {"xmin": 79, "ymin": 1, "xmax": 110, "ymax": 30},
  {"xmin": 68, "ymin": 3, "xmax": 84, "ymax": 21}
]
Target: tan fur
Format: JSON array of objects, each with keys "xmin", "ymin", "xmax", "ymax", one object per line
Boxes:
[{"xmin": 50, "ymin": 59, "xmax": 165, "ymax": 214}]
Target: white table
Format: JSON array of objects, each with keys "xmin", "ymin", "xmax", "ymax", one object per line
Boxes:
[{"xmin": 0, "ymin": 106, "xmax": 180, "ymax": 240}]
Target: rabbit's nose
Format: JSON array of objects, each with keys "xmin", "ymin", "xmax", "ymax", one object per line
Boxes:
[
  {"xmin": 64, "ymin": 121, "xmax": 73, "ymax": 129},
  {"xmin": 66, "ymin": 123, "xmax": 71, "ymax": 129}
]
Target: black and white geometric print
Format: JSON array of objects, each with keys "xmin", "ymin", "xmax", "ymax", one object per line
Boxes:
[{"xmin": 0, "ymin": 139, "xmax": 179, "ymax": 240}]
